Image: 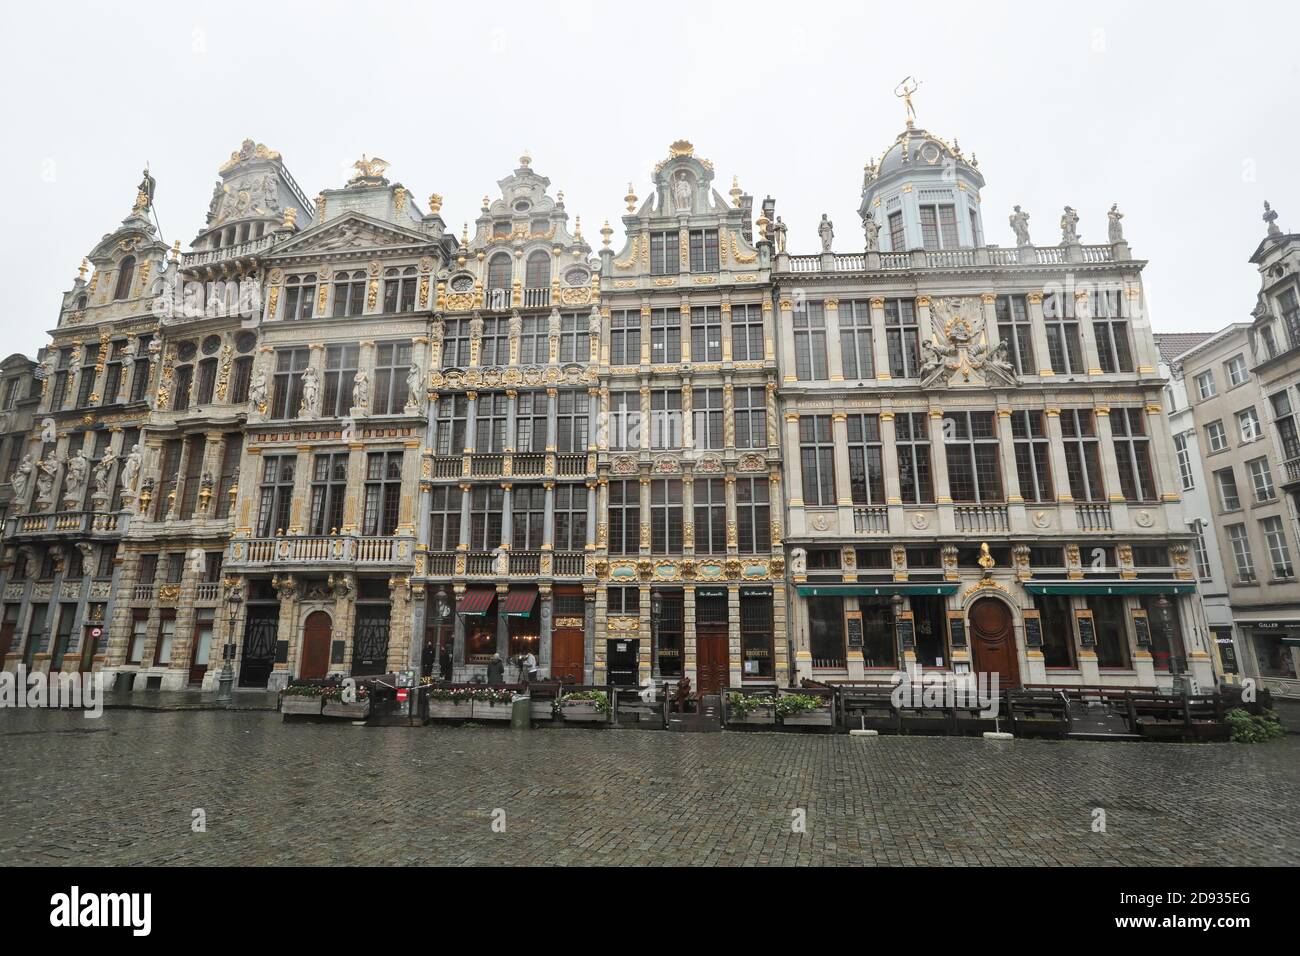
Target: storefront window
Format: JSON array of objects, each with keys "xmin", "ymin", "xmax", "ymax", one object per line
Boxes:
[
  {"xmin": 655, "ymin": 589, "xmax": 683, "ymax": 677},
  {"xmin": 859, "ymin": 596, "xmax": 896, "ymax": 668},
  {"xmin": 740, "ymin": 589, "xmax": 774, "ymax": 679},
  {"xmin": 911, "ymin": 595, "xmax": 949, "ymax": 668},
  {"xmin": 1253, "ymin": 633, "xmax": 1297, "ymax": 679},
  {"xmin": 465, "ymin": 610, "xmax": 497, "ymax": 664},
  {"xmin": 1212, "ymin": 628, "xmax": 1238, "ymax": 675},
  {"xmin": 1033, "ymin": 594, "xmax": 1076, "ymax": 668},
  {"xmin": 1087, "ymin": 597, "xmax": 1131, "ymax": 668},
  {"xmin": 807, "ymin": 596, "xmax": 845, "ymax": 667}
]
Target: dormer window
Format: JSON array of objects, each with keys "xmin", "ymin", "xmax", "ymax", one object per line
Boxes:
[
  {"xmin": 74, "ymin": 294, "xmax": 87, "ymax": 311},
  {"xmin": 113, "ymin": 256, "xmax": 136, "ymax": 300},
  {"xmin": 888, "ymin": 212, "xmax": 905, "ymax": 251},
  {"xmin": 1281, "ymin": 288, "xmax": 1300, "ymax": 348},
  {"xmin": 487, "ymin": 253, "xmax": 512, "ymax": 292}
]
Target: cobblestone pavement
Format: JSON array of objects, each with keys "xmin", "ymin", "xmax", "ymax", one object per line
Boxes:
[{"xmin": 1, "ymin": 709, "xmax": 1296, "ymax": 866}]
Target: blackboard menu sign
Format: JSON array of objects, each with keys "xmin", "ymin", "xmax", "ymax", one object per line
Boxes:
[
  {"xmin": 275, "ymin": 640, "xmax": 290, "ymax": 663},
  {"xmin": 947, "ymin": 611, "xmax": 967, "ymax": 648},
  {"xmin": 1132, "ymin": 610, "xmax": 1151, "ymax": 647},
  {"xmin": 1075, "ymin": 610, "xmax": 1096, "ymax": 648},
  {"xmin": 896, "ymin": 614, "xmax": 916, "ymax": 650},
  {"xmin": 1023, "ymin": 610, "xmax": 1043, "ymax": 648},
  {"xmin": 331, "ymin": 640, "xmax": 346, "ymax": 664},
  {"xmin": 845, "ymin": 610, "xmax": 864, "ymax": 648}
]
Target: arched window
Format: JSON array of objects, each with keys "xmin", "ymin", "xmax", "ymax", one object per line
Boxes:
[
  {"xmin": 332, "ymin": 270, "xmax": 367, "ymax": 318},
  {"xmin": 525, "ymin": 251, "xmax": 551, "ymax": 290},
  {"xmin": 383, "ymin": 267, "xmax": 418, "ymax": 313},
  {"xmin": 74, "ymin": 294, "xmax": 87, "ymax": 311},
  {"xmin": 487, "ymin": 253, "xmax": 512, "ymax": 292},
  {"xmin": 113, "ymin": 256, "xmax": 136, "ymax": 300}
]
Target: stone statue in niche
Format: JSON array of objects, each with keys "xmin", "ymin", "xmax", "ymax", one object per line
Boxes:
[
  {"xmin": 352, "ymin": 370, "xmax": 369, "ymax": 410},
  {"xmin": 818, "ymin": 214, "xmax": 834, "ymax": 252},
  {"xmin": 299, "ymin": 365, "xmax": 320, "ymax": 418},
  {"xmin": 35, "ymin": 457, "xmax": 58, "ymax": 504},
  {"xmin": 671, "ymin": 171, "xmax": 693, "ymax": 212},
  {"xmin": 64, "ymin": 450, "xmax": 89, "ymax": 500},
  {"xmin": 120, "ymin": 444, "xmax": 142, "ymax": 493},
  {"xmin": 11, "ymin": 455, "xmax": 32, "ymax": 499},
  {"xmin": 92, "ymin": 455, "xmax": 113, "ymax": 498},
  {"xmin": 405, "ymin": 365, "xmax": 424, "ymax": 409}
]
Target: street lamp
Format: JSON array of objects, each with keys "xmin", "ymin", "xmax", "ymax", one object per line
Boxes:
[
  {"xmin": 650, "ymin": 591, "xmax": 662, "ymax": 682},
  {"xmin": 217, "ymin": 588, "xmax": 242, "ymax": 705},
  {"xmin": 435, "ymin": 587, "xmax": 450, "ymax": 681},
  {"xmin": 1156, "ymin": 592, "xmax": 1180, "ymax": 692}
]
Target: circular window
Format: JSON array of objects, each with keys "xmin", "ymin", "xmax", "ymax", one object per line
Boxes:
[
  {"xmin": 513, "ymin": 200, "xmax": 531, "ymax": 213},
  {"xmin": 564, "ymin": 268, "xmax": 589, "ymax": 287},
  {"xmin": 920, "ymin": 142, "xmax": 942, "ymax": 165},
  {"xmin": 450, "ymin": 275, "xmax": 474, "ymax": 293},
  {"xmin": 201, "ymin": 334, "xmax": 222, "ymax": 355},
  {"xmin": 236, "ymin": 331, "xmax": 257, "ymax": 353},
  {"xmin": 177, "ymin": 341, "xmax": 198, "ymax": 362}
]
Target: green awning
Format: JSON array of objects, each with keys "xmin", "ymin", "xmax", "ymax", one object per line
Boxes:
[
  {"xmin": 796, "ymin": 583, "xmax": 959, "ymax": 597},
  {"xmin": 1023, "ymin": 581, "xmax": 1197, "ymax": 596}
]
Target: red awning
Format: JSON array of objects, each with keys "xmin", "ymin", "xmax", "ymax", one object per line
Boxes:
[
  {"xmin": 501, "ymin": 588, "xmax": 538, "ymax": 617},
  {"xmin": 457, "ymin": 588, "xmax": 497, "ymax": 616}
]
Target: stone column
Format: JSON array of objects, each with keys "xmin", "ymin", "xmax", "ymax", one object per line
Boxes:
[
  {"xmin": 639, "ymin": 584, "xmax": 653, "ymax": 679},
  {"xmin": 397, "ymin": 439, "xmax": 420, "ymax": 533},
  {"xmin": 995, "ymin": 408, "xmax": 1025, "ymax": 532},
  {"xmin": 585, "ymin": 586, "xmax": 597, "ymax": 684},
  {"xmin": 682, "ymin": 475, "xmax": 696, "ymax": 553},
  {"xmin": 779, "ymin": 296, "xmax": 797, "ymax": 384},
  {"xmin": 928, "ymin": 408, "xmax": 954, "ymax": 534},
  {"xmin": 341, "ymin": 442, "xmax": 367, "ymax": 533},
  {"xmin": 638, "ymin": 385, "xmax": 651, "ymax": 453},
  {"xmin": 495, "ymin": 582, "xmax": 509, "ymax": 660},
  {"xmin": 457, "ymin": 483, "xmax": 472, "ymax": 549},
  {"xmin": 1075, "ymin": 290, "xmax": 1103, "ymax": 376},
  {"xmin": 464, "ymin": 392, "xmax": 478, "ymax": 454},
  {"xmin": 824, "ymin": 299, "xmax": 845, "ymax": 382},
  {"xmin": 451, "ymin": 584, "xmax": 466, "ymax": 676},
  {"xmin": 880, "ymin": 411, "xmax": 904, "ymax": 535},
  {"xmin": 1043, "ymin": 408, "xmax": 1078, "ymax": 533},
  {"xmin": 831, "ymin": 413, "xmax": 854, "ymax": 531},
  {"xmin": 538, "ymin": 584, "xmax": 553, "ymax": 677},
  {"xmin": 727, "ymin": 585, "xmax": 742, "ymax": 689},
  {"xmin": 638, "ymin": 476, "xmax": 651, "ymax": 554},
  {"xmin": 1025, "ymin": 292, "xmax": 1054, "ymax": 378},
  {"xmin": 915, "ymin": 296, "xmax": 934, "ymax": 350},
  {"xmin": 683, "ymin": 584, "xmax": 696, "ymax": 686},
  {"xmin": 288, "ymin": 443, "xmax": 312, "ymax": 533},
  {"xmin": 504, "ymin": 389, "xmax": 518, "ymax": 452},
  {"xmin": 1093, "ymin": 407, "xmax": 1130, "ymax": 532},
  {"xmin": 720, "ymin": 301, "xmax": 733, "ymax": 363},
  {"xmin": 784, "ymin": 413, "xmax": 805, "ymax": 537},
  {"xmin": 679, "ymin": 304, "xmax": 691, "ymax": 364},
  {"xmin": 870, "ymin": 298, "xmax": 891, "ymax": 380}
]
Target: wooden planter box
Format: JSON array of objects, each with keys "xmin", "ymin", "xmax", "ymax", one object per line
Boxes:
[
  {"xmin": 472, "ymin": 700, "xmax": 514, "ymax": 721},
  {"xmin": 530, "ymin": 699, "xmax": 557, "ymax": 721},
  {"xmin": 281, "ymin": 696, "xmax": 323, "ymax": 716},
  {"xmin": 728, "ymin": 704, "xmax": 776, "ymax": 725},
  {"xmin": 322, "ymin": 700, "xmax": 371, "ymax": 720},
  {"xmin": 427, "ymin": 700, "xmax": 473, "ymax": 720},
  {"xmin": 558, "ymin": 700, "xmax": 608, "ymax": 723},
  {"xmin": 780, "ymin": 706, "xmax": 834, "ymax": 727}
]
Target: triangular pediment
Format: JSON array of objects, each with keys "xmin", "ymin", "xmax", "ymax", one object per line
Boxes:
[{"xmin": 269, "ymin": 212, "xmax": 432, "ymax": 259}]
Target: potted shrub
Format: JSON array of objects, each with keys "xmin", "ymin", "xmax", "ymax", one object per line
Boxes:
[
  {"xmin": 727, "ymin": 692, "xmax": 777, "ymax": 726},
  {"xmin": 471, "ymin": 687, "xmax": 516, "ymax": 721},
  {"xmin": 281, "ymin": 684, "xmax": 324, "ymax": 716},
  {"xmin": 322, "ymin": 683, "xmax": 370, "ymax": 719},
  {"xmin": 554, "ymin": 690, "xmax": 610, "ymax": 724},
  {"xmin": 776, "ymin": 693, "xmax": 833, "ymax": 727},
  {"xmin": 427, "ymin": 686, "xmax": 475, "ymax": 720}
]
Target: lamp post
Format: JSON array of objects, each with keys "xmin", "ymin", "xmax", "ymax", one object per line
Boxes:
[
  {"xmin": 435, "ymin": 587, "xmax": 450, "ymax": 680},
  {"xmin": 1156, "ymin": 592, "xmax": 1181, "ymax": 693},
  {"xmin": 217, "ymin": 589, "xmax": 242, "ymax": 705},
  {"xmin": 650, "ymin": 590, "xmax": 663, "ymax": 682}
]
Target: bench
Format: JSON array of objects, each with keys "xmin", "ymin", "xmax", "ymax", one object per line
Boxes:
[{"xmin": 1007, "ymin": 691, "xmax": 1070, "ymax": 738}]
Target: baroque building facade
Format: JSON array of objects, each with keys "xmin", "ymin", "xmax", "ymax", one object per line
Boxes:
[
  {"xmin": 775, "ymin": 116, "xmax": 1213, "ymax": 693},
  {"xmin": 0, "ymin": 122, "xmax": 1228, "ymax": 696}
]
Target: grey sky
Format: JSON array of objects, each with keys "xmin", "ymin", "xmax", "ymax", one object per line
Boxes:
[{"xmin": 2, "ymin": 0, "xmax": 1296, "ymax": 360}]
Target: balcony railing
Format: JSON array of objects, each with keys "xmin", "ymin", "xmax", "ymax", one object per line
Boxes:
[
  {"xmin": 230, "ymin": 534, "xmax": 416, "ymax": 568},
  {"xmin": 557, "ymin": 453, "xmax": 588, "ymax": 477},
  {"xmin": 181, "ymin": 233, "xmax": 276, "ymax": 269},
  {"xmin": 6, "ymin": 510, "xmax": 126, "ymax": 537},
  {"xmin": 429, "ymin": 452, "xmax": 593, "ymax": 481},
  {"xmin": 512, "ymin": 453, "xmax": 545, "ymax": 477},
  {"xmin": 1283, "ymin": 456, "xmax": 1300, "ymax": 484},
  {"xmin": 781, "ymin": 244, "xmax": 1117, "ymax": 275},
  {"xmin": 422, "ymin": 550, "xmax": 588, "ymax": 578},
  {"xmin": 195, "ymin": 582, "xmax": 221, "ymax": 601},
  {"xmin": 954, "ymin": 505, "xmax": 1009, "ymax": 533},
  {"xmin": 853, "ymin": 507, "xmax": 889, "ymax": 534},
  {"xmin": 471, "ymin": 454, "xmax": 504, "ymax": 477},
  {"xmin": 1075, "ymin": 503, "xmax": 1113, "ymax": 531},
  {"xmin": 133, "ymin": 584, "xmax": 155, "ymax": 602}
]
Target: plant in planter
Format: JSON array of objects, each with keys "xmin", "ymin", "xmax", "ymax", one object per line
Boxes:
[
  {"xmin": 554, "ymin": 690, "xmax": 611, "ymax": 722},
  {"xmin": 470, "ymin": 686, "xmax": 516, "ymax": 720},
  {"xmin": 426, "ymin": 686, "xmax": 478, "ymax": 719},
  {"xmin": 1226, "ymin": 708, "xmax": 1286, "ymax": 743},
  {"xmin": 727, "ymin": 692, "xmax": 777, "ymax": 723},
  {"xmin": 776, "ymin": 693, "xmax": 832, "ymax": 725},
  {"xmin": 321, "ymin": 684, "xmax": 371, "ymax": 719},
  {"xmin": 281, "ymin": 684, "xmax": 325, "ymax": 715}
]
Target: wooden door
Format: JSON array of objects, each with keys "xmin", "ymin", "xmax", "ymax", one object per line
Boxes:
[
  {"xmin": 696, "ymin": 629, "xmax": 729, "ymax": 696},
  {"xmin": 551, "ymin": 626, "xmax": 584, "ymax": 684},
  {"xmin": 80, "ymin": 624, "xmax": 102, "ymax": 675},
  {"xmin": 188, "ymin": 615, "xmax": 213, "ymax": 685},
  {"xmin": 968, "ymin": 598, "xmax": 1020, "ymax": 689},
  {"xmin": 300, "ymin": 611, "xmax": 332, "ymax": 680}
]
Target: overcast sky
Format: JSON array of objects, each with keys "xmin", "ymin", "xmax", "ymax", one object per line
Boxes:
[{"xmin": 1, "ymin": 0, "xmax": 1296, "ymax": 360}]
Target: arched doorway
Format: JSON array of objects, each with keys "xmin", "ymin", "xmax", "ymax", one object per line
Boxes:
[
  {"xmin": 968, "ymin": 598, "xmax": 1020, "ymax": 689},
  {"xmin": 300, "ymin": 611, "xmax": 333, "ymax": 680}
]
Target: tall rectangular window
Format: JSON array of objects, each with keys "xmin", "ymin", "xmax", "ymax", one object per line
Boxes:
[
  {"xmin": 690, "ymin": 306, "xmax": 723, "ymax": 362},
  {"xmin": 995, "ymin": 295, "xmax": 1034, "ymax": 374},
  {"xmin": 650, "ymin": 479, "xmax": 683, "ymax": 554},
  {"xmin": 282, "ymin": 274, "xmax": 317, "ymax": 321},
  {"xmin": 518, "ymin": 314, "xmax": 549, "ymax": 365},
  {"xmin": 433, "ymin": 394, "xmax": 468, "ymax": 455},
  {"xmin": 558, "ymin": 313, "xmax": 590, "ymax": 363},
  {"xmin": 475, "ymin": 392, "xmax": 509, "ymax": 453},
  {"xmin": 838, "ymin": 300, "xmax": 874, "ymax": 380},
  {"xmin": 687, "ymin": 229, "xmax": 719, "ymax": 272},
  {"xmin": 895, "ymin": 412, "xmax": 934, "ymax": 504},
  {"xmin": 888, "ymin": 211, "xmax": 905, "ymax": 251},
  {"xmin": 1092, "ymin": 289, "xmax": 1133, "ymax": 373},
  {"xmin": 650, "ymin": 390, "xmax": 682, "ymax": 449},
  {"xmin": 177, "ymin": 435, "xmax": 206, "ymax": 519},
  {"xmin": 362, "ymin": 450, "xmax": 403, "ymax": 536},
  {"xmin": 692, "ymin": 388, "xmax": 724, "ymax": 450},
  {"xmin": 214, "ymin": 434, "xmax": 241, "ymax": 519},
  {"xmin": 1204, "ymin": 420, "xmax": 1228, "ymax": 452},
  {"xmin": 794, "ymin": 303, "xmax": 829, "ymax": 381},
  {"xmin": 944, "ymin": 411, "xmax": 1003, "ymax": 503},
  {"xmin": 734, "ymin": 386, "xmax": 767, "ymax": 450},
  {"xmin": 372, "ymin": 341, "xmax": 412, "ymax": 415},
  {"xmin": 607, "ymin": 480, "xmax": 639, "ymax": 555},
  {"xmin": 441, "ymin": 318, "xmax": 472, "ymax": 368},
  {"xmin": 1173, "ymin": 433, "xmax": 1195, "ymax": 490},
  {"xmin": 511, "ymin": 485, "xmax": 546, "ymax": 550},
  {"xmin": 1060, "ymin": 409, "xmax": 1104, "ymax": 501},
  {"xmin": 1215, "ymin": 467, "xmax": 1241, "ymax": 512},
  {"xmin": 553, "ymin": 485, "xmax": 588, "ymax": 551},
  {"xmin": 1237, "ymin": 407, "xmax": 1262, "ymax": 443},
  {"xmin": 322, "ymin": 344, "xmax": 359, "ymax": 418},
  {"xmin": 692, "ymin": 477, "xmax": 727, "ymax": 554},
  {"xmin": 610, "ymin": 310, "xmax": 641, "ymax": 365},
  {"xmin": 468, "ymin": 486, "xmax": 504, "ymax": 550},
  {"xmin": 1042, "ymin": 293, "xmax": 1084, "ymax": 374},
  {"xmin": 918, "ymin": 203, "xmax": 959, "ymax": 250},
  {"xmin": 736, "ymin": 478, "xmax": 770, "ymax": 554},
  {"xmin": 308, "ymin": 451, "xmax": 349, "ymax": 535},
  {"xmin": 731, "ymin": 304, "xmax": 765, "ymax": 362},
  {"xmin": 514, "ymin": 392, "xmax": 548, "ymax": 453},
  {"xmin": 1195, "ymin": 371, "xmax": 1216, "ymax": 401},
  {"xmin": 884, "ymin": 298, "xmax": 920, "ymax": 378},
  {"xmin": 1271, "ymin": 390, "xmax": 1300, "ymax": 461},
  {"xmin": 650, "ymin": 309, "xmax": 681, "ymax": 365},
  {"xmin": 270, "ymin": 348, "xmax": 309, "ymax": 420},
  {"xmin": 428, "ymin": 486, "xmax": 462, "ymax": 551},
  {"xmin": 1225, "ymin": 355, "xmax": 1248, "ymax": 387},
  {"xmin": 154, "ymin": 438, "xmax": 182, "ymax": 520},
  {"xmin": 799, "ymin": 415, "xmax": 836, "ymax": 507},
  {"xmin": 479, "ymin": 317, "xmax": 509, "ymax": 367},
  {"xmin": 609, "ymin": 391, "xmax": 640, "ymax": 451},
  {"xmin": 1011, "ymin": 410, "xmax": 1053, "ymax": 503},
  {"xmin": 1261, "ymin": 516, "xmax": 1294, "ymax": 579},
  {"xmin": 1227, "ymin": 523, "xmax": 1255, "ymax": 583},
  {"xmin": 256, "ymin": 454, "xmax": 296, "ymax": 536},
  {"xmin": 1247, "ymin": 457, "xmax": 1276, "ymax": 503},
  {"xmin": 649, "ymin": 230, "xmax": 680, "ymax": 276},
  {"xmin": 1190, "ymin": 523, "xmax": 1212, "ymax": 581},
  {"xmin": 556, "ymin": 390, "xmax": 588, "ymax": 453},
  {"xmin": 1112, "ymin": 407, "xmax": 1156, "ymax": 502},
  {"xmin": 846, "ymin": 413, "xmax": 884, "ymax": 505}
]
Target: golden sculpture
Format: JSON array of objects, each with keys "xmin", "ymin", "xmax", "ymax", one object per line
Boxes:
[
  {"xmin": 350, "ymin": 154, "xmax": 390, "ymax": 182},
  {"xmin": 427, "ymin": 193, "xmax": 443, "ymax": 214},
  {"xmin": 895, "ymin": 76, "xmax": 921, "ymax": 126}
]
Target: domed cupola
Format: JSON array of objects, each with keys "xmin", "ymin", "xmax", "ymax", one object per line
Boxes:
[{"xmin": 858, "ymin": 84, "xmax": 986, "ymax": 254}]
